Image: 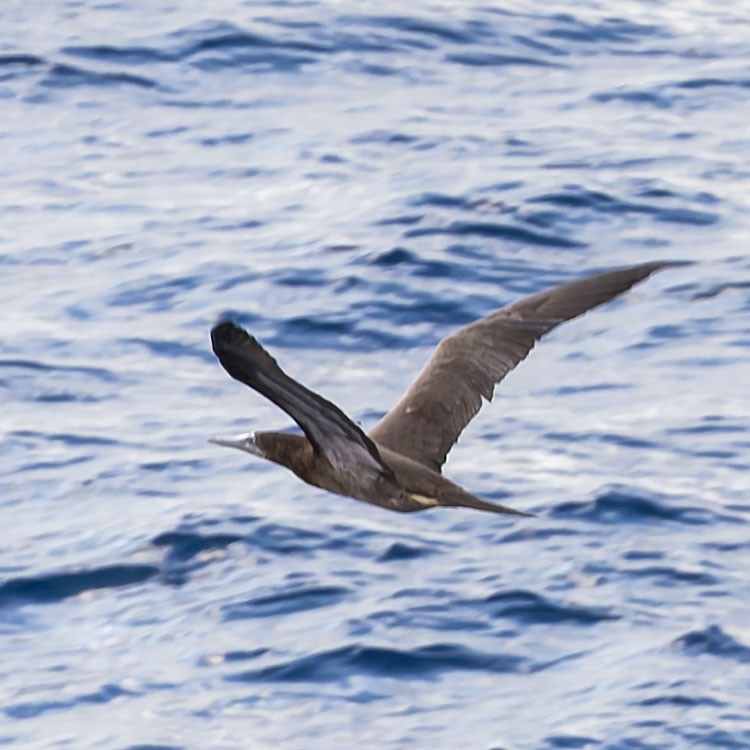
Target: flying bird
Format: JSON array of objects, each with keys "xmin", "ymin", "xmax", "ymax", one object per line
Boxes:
[{"xmin": 210, "ymin": 261, "xmax": 677, "ymax": 516}]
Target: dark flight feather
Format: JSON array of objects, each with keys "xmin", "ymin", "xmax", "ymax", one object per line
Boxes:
[{"xmin": 211, "ymin": 323, "xmax": 393, "ymax": 482}]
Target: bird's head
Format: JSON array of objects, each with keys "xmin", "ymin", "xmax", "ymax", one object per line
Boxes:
[{"xmin": 209, "ymin": 430, "xmax": 312, "ymax": 472}]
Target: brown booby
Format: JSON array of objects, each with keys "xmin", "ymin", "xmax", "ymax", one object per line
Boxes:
[{"xmin": 210, "ymin": 261, "xmax": 677, "ymax": 516}]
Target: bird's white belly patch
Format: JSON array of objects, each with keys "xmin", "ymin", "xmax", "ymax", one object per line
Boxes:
[{"xmin": 409, "ymin": 493, "xmax": 439, "ymax": 507}]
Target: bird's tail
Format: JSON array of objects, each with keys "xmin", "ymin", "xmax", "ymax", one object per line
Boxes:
[
  {"xmin": 447, "ymin": 495, "xmax": 533, "ymax": 516},
  {"xmin": 439, "ymin": 486, "xmax": 533, "ymax": 516}
]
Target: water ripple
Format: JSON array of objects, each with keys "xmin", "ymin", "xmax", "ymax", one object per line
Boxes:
[
  {"xmin": 5, "ymin": 683, "xmax": 137, "ymax": 720},
  {"xmin": 151, "ymin": 530, "xmax": 244, "ymax": 563},
  {"xmin": 445, "ymin": 52, "xmax": 558, "ymax": 68},
  {"xmin": 529, "ymin": 187, "xmax": 718, "ymax": 226},
  {"xmin": 541, "ymin": 15, "xmax": 665, "ymax": 46},
  {"xmin": 404, "ymin": 221, "xmax": 585, "ymax": 248},
  {"xmin": 671, "ymin": 625, "xmax": 750, "ymax": 663},
  {"xmin": 377, "ymin": 542, "xmax": 436, "ymax": 562},
  {"xmin": 40, "ymin": 63, "xmax": 157, "ymax": 90},
  {"xmin": 0, "ymin": 358, "xmax": 118, "ymax": 383},
  {"xmin": 0, "ymin": 565, "xmax": 159, "ymax": 606},
  {"xmin": 551, "ymin": 489, "xmax": 719, "ymax": 525},
  {"xmin": 472, "ymin": 589, "xmax": 618, "ymax": 625},
  {"xmin": 223, "ymin": 585, "xmax": 351, "ymax": 620},
  {"xmin": 228, "ymin": 642, "xmax": 528, "ymax": 683}
]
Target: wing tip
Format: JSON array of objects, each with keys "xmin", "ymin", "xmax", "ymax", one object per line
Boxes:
[
  {"xmin": 629, "ymin": 258, "xmax": 692, "ymax": 276},
  {"xmin": 211, "ymin": 320, "xmax": 256, "ymax": 355},
  {"xmin": 210, "ymin": 320, "xmax": 281, "ymax": 382}
]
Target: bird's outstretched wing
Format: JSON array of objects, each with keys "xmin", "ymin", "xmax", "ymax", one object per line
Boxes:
[
  {"xmin": 369, "ymin": 261, "xmax": 678, "ymax": 472},
  {"xmin": 211, "ymin": 322, "xmax": 392, "ymax": 482}
]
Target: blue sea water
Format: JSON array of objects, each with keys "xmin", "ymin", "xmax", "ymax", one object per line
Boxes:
[{"xmin": 1, "ymin": 1, "xmax": 749, "ymax": 748}]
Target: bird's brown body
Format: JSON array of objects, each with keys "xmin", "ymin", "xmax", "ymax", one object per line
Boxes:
[
  {"xmin": 253, "ymin": 431, "xmax": 524, "ymax": 514},
  {"xmin": 210, "ymin": 261, "xmax": 682, "ymax": 516}
]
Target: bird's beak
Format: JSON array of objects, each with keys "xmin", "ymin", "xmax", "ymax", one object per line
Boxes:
[{"xmin": 208, "ymin": 432, "xmax": 263, "ymax": 457}]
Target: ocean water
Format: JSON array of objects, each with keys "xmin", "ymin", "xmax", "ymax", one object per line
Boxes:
[{"xmin": 1, "ymin": 1, "xmax": 749, "ymax": 748}]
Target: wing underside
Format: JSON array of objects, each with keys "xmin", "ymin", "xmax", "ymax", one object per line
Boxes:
[{"xmin": 369, "ymin": 261, "xmax": 675, "ymax": 471}]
